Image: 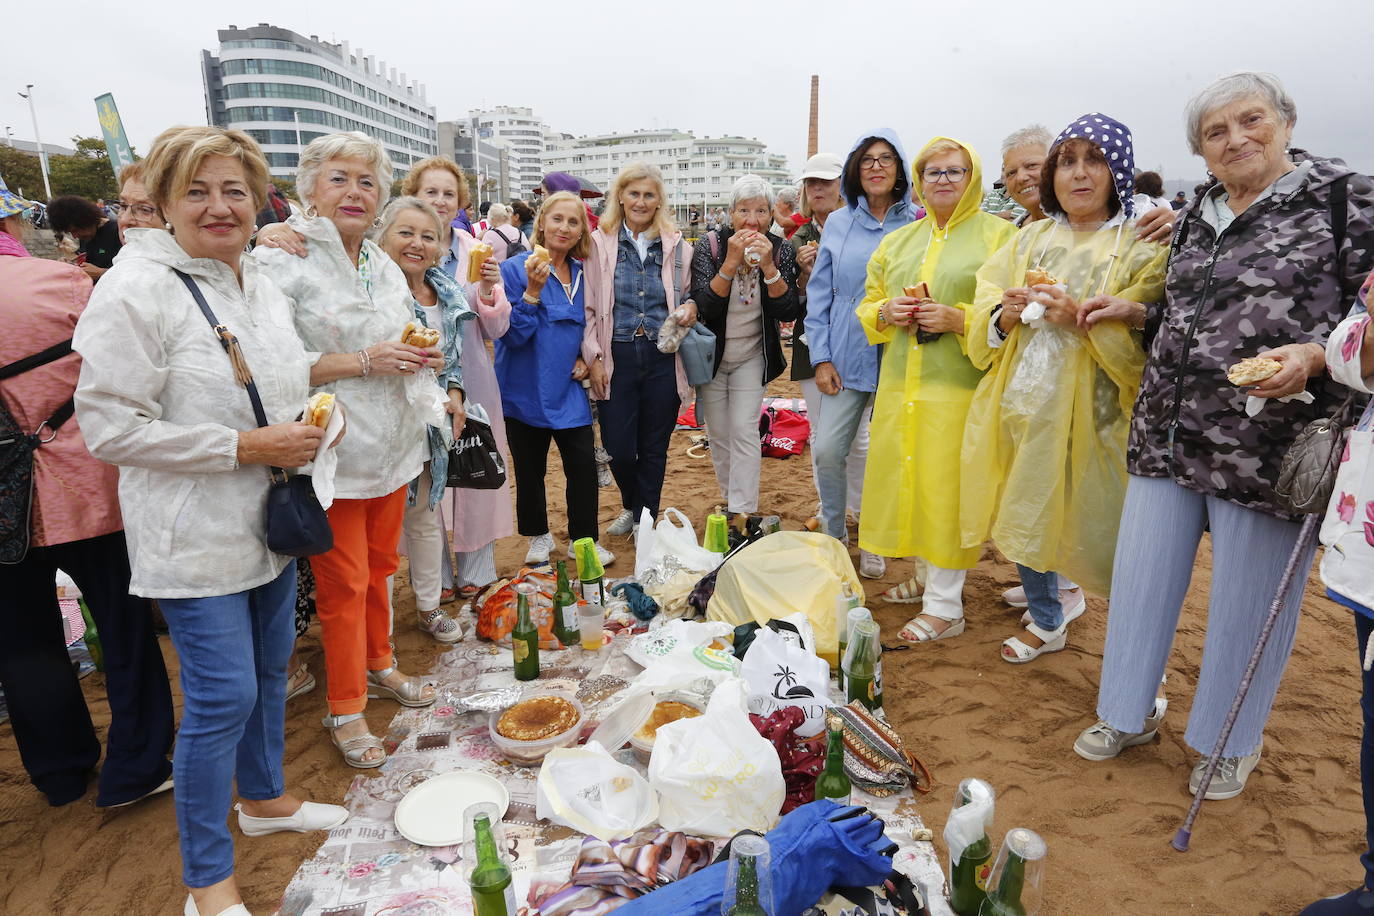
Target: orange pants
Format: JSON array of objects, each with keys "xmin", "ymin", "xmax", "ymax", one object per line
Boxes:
[{"xmin": 311, "ymin": 487, "xmax": 407, "ymax": 715}]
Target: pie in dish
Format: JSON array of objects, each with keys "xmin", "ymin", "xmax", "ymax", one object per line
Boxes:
[
  {"xmin": 633, "ymin": 700, "xmax": 703, "ymax": 743},
  {"xmin": 1226, "ymin": 357, "xmax": 1283, "ymax": 386},
  {"xmin": 496, "ymin": 696, "xmax": 579, "ymax": 741}
]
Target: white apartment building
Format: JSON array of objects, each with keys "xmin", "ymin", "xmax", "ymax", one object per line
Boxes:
[
  {"xmin": 542, "ymin": 129, "xmax": 792, "ymax": 218},
  {"xmin": 202, "ymin": 23, "xmax": 438, "ymax": 179},
  {"xmin": 470, "ymin": 107, "xmax": 548, "ymax": 196}
]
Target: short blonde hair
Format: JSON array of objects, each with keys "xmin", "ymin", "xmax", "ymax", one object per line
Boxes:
[
  {"xmin": 117, "ymin": 160, "xmax": 147, "ymax": 186},
  {"xmin": 534, "ymin": 191, "xmax": 591, "ymax": 260},
  {"xmin": 914, "ymin": 139, "xmax": 968, "ymax": 179},
  {"xmin": 297, "ymin": 131, "xmax": 393, "ymax": 209},
  {"xmin": 374, "ymin": 195, "xmax": 444, "ymax": 243},
  {"xmin": 141, "ymin": 126, "xmax": 269, "ymax": 211},
  {"xmin": 600, "ymin": 162, "xmax": 677, "ymax": 239},
  {"xmin": 402, "ymin": 156, "xmax": 471, "ymax": 211}
]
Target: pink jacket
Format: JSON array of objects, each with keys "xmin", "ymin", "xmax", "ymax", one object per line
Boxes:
[
  {"xmin": 0, "ymin": 255, "xmax": 123, "ymax": 547},
  {"xmin": 582, "ymin": 226, "xmax": 694, "ymax": 401}
]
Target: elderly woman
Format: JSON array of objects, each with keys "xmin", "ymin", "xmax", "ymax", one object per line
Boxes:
[
  {"xmin": 499, "ymin": 190, "xmax": 614, "ymax": 566},
  {"xmin": 690, "ymin": 176, "xmax": 801, "ymax": 515},
  {"xmin": 254, "ymin": 132, "xmax": 445, "ymax": 770},
  {"xmin": 856, "ymin": 137, "xmax": 1016, "ymax": 636},
  {"xmin": 583, "ymin": 162, "xmax": 697, "ymax": 536},
  {"xmin": 72, "ymin": 126, "xmax": 347, "ymax": 916},
  {"xmin": 1303, "ymin": 278, "xmax": 1374, "ymax": 916},
  {"xmin": 482, "ymin": 202, "xmax": 530, "ymax": 264},
  {"xmin": 378, "ymin": 196, "xmax": 472, "ymax": 644},
  {"xmin": 0, "ymin": 186, "xmax": 174, "ymax": 811},
  {"xmin": 115, "ymin": 161, "xmax": 163, "ymax": 243},
  {"xmin": 963, "ymin": 115, "xmax": 1168, "ymax": 663},
  {"xmin": 1073, "ymin": 72, "xmax": 1374, "ymax": 800},
  {"xmin": 806, "ymin": 130, "xmax": 916, "ymax": 580}
]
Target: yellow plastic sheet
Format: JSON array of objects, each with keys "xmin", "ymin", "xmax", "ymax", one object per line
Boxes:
[
  {"xmin": 855, "ymin": 137, "xmax": 1017, "ymax": 566},
  {"xmin": 961, "ymin": 218, "xmax": 1167, "ymax": 594}
]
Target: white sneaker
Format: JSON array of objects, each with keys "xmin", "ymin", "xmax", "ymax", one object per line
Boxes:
[
  {"xmin": 607, "ymin": 509, "xmax": 636, "ymax": 537},
  {"xmin": 568, "ymin": 540, "xmax": 616, "ymax": 567},
  {"xmin": 525, "ymin": 533, "xmax": 554, "ymax": 564},
  {"xmin": 859, "ymin": 550, "xmax": 886, "ymax": 579}
]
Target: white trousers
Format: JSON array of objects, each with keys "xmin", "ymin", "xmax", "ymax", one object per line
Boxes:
[
  {"xmin": 698, "ymin": 352, "xmax": 766, "ymax": 514},
  {"xmin": 401, "ymin": 465, "xmax": 445, "ymax": 613},
  {"xmin": 921, "ymin": 562, "xmax": 968, "ymax": 621}
]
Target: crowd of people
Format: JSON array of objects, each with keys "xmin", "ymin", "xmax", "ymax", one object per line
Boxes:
[{"xmin": 2, "ymin": 69, "xmax": 1374, "ymax": 915}]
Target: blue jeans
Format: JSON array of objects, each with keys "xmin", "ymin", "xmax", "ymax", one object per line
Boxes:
[
  {"xmin": 159, "ymin": 563, "xmax": 296, "ymax": 887},
  {"xmin": 598, "ymin": 337, "xmax": 681, "ymax": 520},
  {"xmin": 1016, "ymin": 564, "xmax": 1063, "ymax": 631},
  {"xmin": 813, "ymin": 387, "xmax": 873, "ymax": 540}
]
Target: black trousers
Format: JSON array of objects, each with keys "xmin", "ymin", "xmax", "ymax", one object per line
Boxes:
[
  {"xmin": 504, "ymin": 417, "xmax": 600, "ymax": 543},
  {"xmin": 598, "ymin": 337, "xmax": 682, "ymax": 520},
  {"xmin": 0, "ymin": 531, "xmax": 174, "ymax": 806}
]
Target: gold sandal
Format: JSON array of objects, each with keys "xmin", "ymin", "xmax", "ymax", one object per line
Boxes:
[
  {"xmin": 322, "ymin": 713, "xmax": 386, "ymax": 769},
  {"xmin": 366, "ymin": 666, "xmax": 435, "ymax": 707}
]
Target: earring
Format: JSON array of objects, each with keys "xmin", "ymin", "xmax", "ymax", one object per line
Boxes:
[
  {"xmin": 164, "ymin": 221, "xmax": 173, "ymax": 231},
  {"xmin": 305, "ymin": 206, "xmax": 318, "ymax": 220}
]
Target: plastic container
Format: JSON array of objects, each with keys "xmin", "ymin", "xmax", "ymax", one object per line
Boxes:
[
  {"xmin": 628, "ymin": 691, "xmax": 706, "ymax": 764},
  {"xmin": 587, "ymin": 690, "xmax": 656, "ymax": 755},
  {"xmin": 488, "ymin": 693, "xmax": 586, "ymax": 767}
]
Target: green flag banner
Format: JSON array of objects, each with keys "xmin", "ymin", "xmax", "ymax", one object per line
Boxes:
[{"xmin": 94, "ymin": 93, "xmax": 134, "ymax": 174}]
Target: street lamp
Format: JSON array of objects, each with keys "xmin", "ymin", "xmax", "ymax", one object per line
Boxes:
[{"xmin": 17, "ymin": 84, "xmax": 53, "ymax": 200}]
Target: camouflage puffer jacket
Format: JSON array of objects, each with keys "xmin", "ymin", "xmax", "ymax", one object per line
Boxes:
[{"xmin": 1127, "ymin": 151, "xmax": 1374, "ymax": 519}]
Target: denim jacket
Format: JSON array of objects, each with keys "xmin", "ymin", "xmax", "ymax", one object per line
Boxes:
[
  {"xmin": 408, "ymin": 266, "xmax": 476, "ymax": 509},
  {"xmin": 612, "ymin": 227, "xmax": 669, "ymax": 341}
]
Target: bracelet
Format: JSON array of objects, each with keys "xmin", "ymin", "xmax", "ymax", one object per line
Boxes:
[
  {"xmin": 523, "ymin": 293, "xmax": 540, "ymax": 305},
  {"xmin": 878, "ymin": 301, "xmax": 890, "ymax": 324},
  {"xmin": 716, "ymin": 269, "xmax": 734, "ymax": 283},
  {"xmin": 762, "ymin": 271, "xmax": 782, "ymax": 285},
  {"xmin": 357, "ymin": 348, "xmax": 371, "ymax": 378}
]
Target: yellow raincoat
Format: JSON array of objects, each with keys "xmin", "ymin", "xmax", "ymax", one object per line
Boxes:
[
  {"xmin": 855, "ymin": 138, "xmax": 1016, "ymax": 567},
  {"xmin": 961, "ymin": 217, "xmax": 1167, "ymax": 594}
]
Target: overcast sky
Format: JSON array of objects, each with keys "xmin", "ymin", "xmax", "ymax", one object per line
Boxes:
[{"xmin": 4, "ymin": 0, "xmax": 1371, "ymax": 190}]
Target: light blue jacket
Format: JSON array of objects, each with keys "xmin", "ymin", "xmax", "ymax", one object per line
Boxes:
[{"xmin": 804, "ymin": 127, "xmax": 915, "ymax": 392}]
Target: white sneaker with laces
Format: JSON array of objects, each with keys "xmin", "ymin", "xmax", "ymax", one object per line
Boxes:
[
  {"xmin": 525, "ymin": 532, "xmax": 554, "ymax": 564},
  {"xmin": 859, "ymin": 550, "xmax": 886, "ymax": 579},
  {"xmin": 607, "ymin": 509, "xmax": 636, "ymax": 537},
  {"xmin": 568, "ymin": 540, "xmax": 616, "ymax": 567}
]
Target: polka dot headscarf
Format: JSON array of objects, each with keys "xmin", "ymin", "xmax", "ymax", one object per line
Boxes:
[{"xmin": 1053, "ymin": 113, "xmax": 1136, "ymax": 219}]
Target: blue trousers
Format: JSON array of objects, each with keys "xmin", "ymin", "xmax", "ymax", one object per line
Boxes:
[
  {"xmin": 813, "ymin": 387, "xmax": 873, "ymax": 540},
  {"xmin": 159, "ymin": 563, "xmax": 296, "ymax": 887},
  {"xmin": 1016, "ymin": 564, "xmax": 1063, "ymax": 631},
  {"xmin": 598, "ymin": 337, "xmax": 681, "ymax": 520},
  {"xmin": 1096, "ymin": 475, "xmax": 1314, "ymax": 756}
]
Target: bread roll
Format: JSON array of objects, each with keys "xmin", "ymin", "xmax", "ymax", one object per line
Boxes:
[
  {"xmin": 400, "ymin": 322, "xmax": 440, "ymax": 348},
  {"xmin": 1226, "ymin": 357, "xmax": 1283, "ymax": 386},
  {"xmin": 467, "ymin": 241, "xmax": 493, "ymax": 283},
  {"xmin": 903, "ymin": 282, "xmax": 930, "ymax": 301},
  {"xmin": 306, "ymin": 392, "xmax": 335, "ymax": 429},
  {"xmin": 1025, "ymin": 267, "xmax": 1061, "ymax": 287}
]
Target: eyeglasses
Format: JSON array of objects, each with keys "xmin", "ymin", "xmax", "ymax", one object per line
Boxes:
[
  {"xmin": 120, "ymin": 203, "xmax": 159, "ymax": 222},
  {"xmin": 859, "ymin": 153, "xmax": 896, "ymax": 171},
  {"xmin": 922, "ymin": 167, "xmax": 970, "ymax": 184}
]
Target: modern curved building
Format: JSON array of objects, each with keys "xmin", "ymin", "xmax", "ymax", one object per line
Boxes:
[{"xmin": 201, "ymin": 23, "xmax": 437, "ymax": 180}]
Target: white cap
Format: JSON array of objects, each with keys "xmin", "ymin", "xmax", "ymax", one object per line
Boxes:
[{"xmin": 799, "ymin": 153, "xmax": 843, "ymax": 181}]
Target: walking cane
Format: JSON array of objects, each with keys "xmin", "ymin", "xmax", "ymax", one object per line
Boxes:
[
  {"xmin": 582, "ymin": 378, "xmax": 613, "ymax": 488},
  {"xmin": 1171, "ymin": 511, "xmax": 1320, "ymax": 852}
]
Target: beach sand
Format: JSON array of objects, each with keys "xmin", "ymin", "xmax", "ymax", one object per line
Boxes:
[{"xmin": 0, "ymin": 378, "xmax": 1363, "ymax": 915}]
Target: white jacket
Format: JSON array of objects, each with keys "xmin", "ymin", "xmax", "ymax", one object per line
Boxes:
[
  {"xmin": 72, "ymin": 229, "xmax": 310, "ymax": 598},
  {"xmin": 1320, "ymin": 311, "xmax": 1374, "ymax": 612},
  {"xmin": 252, "ymin": 215, "xmax": 425, "ymax": 500}
]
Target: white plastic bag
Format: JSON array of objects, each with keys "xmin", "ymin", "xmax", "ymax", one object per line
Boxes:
[
  {"xmin": 740, "ymin": 625, "xmax": 831, "ymax": 737},
  {"xmin": 648, "ymin": 678, "xmax": 785, "ymax": 837},
  {"xmin": 634, "ymin": 507, "xmax": 721, "ymax": 580},
  {"xmin": 536, "ymin": 743, "xmax": 659, "ymax": 841}
]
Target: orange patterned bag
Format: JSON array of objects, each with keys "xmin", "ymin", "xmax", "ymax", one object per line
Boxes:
[{"xmin": 474, "ymin": 567, "xmax": 566, "ymax": 649}]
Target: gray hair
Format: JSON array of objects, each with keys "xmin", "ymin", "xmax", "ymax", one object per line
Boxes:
[
  {"xmin": 1001, "ymin": 124, "xmax": 1053, "ymax": 158},
  {"xmin": 775, "ymin": 186, "xmax": 798, "ymax": 207},
  {"xmin": 729, "ymin": 175, "xmax": 775, "ymax": 212},
  {"xmin": 487, "ymin": 202, "xmax": 511, "ymax": 227},
  {"xmin": 297, "ymin": 131, "xmax": 394, "ymax": 209},
  {"xmin": 1184, "ymin": 71, "xmax": 1297, "ymax": 156},
  {"xmin": 372, "ymin": 195, "xmax": 443, "ymax": 243}
]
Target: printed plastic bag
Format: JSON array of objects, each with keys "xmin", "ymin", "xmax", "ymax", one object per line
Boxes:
[
  {"xmin": 648, "ymin": 678, "xmax": 785, "ymax": 837},
  {"xmin": 740, "ymin": 625, "xmax": 830, "ymax": 737},
  {"xmin": 634, "ymin": 507, "xmax": 721, "ymax": 580},
  {"xmin": 447, "ymin": 404, "xmax": 506, "ymax": 490},
  {"xmin": 759, "ymin": 405, "xmax": 809, "ymax": 458},
  {"xmin": 536, "ymin": 744, "xmax": 659, "ymax": 841}
]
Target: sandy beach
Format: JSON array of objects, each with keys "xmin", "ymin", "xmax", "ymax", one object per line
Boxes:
[{"xmin": 0, "ymin": 376, "xmax": 1363, "ymax": 916}]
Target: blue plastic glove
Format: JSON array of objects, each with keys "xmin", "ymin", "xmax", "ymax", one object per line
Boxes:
[{"xmin": 615, "ymin": 800, "xmax": 896, "ymax": 916}]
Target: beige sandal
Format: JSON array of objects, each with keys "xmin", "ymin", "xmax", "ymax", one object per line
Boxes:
[
  {"xmin": 322, "ymin": 713, "xmax": 386, "ymax": 769},
  {"xmin": 898, "ymin": 615, "xmax": 966, "ymax": 643},
  {"xmin": 366, "ymin": 666, "xmax": 435, "ymax": 707},
  {"xmin": 882, "ymin": 577, "xmax": 923, "ymax": 604},
  {"xmin": 286, "ymin": 662, "xmax": 316, "ymax": 702}
]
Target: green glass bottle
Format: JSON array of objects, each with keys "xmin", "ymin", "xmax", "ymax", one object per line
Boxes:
[
  {"xmin": 979, "ymin": 849, "xmax": 1028, "ymax": 916},
  {"xmin": 813, "ymin": 725, "xmax": 851, "ymax": 804},
  {"xmin": 573, "ymin": 537, "xmax": 606, "ymax": 606},
  {"xmin": 77, "ymin": 598, "xmax": 105, "ymax": 672},
  {"xmin": 512, "ymin": 582, "xmax": 539, "ymax": 681},
  {"xmin": 727, "ymin": 850, "xmax": 769, "ymax": 916},
  {"xmin": 469, "ymin": 812, "xmax": 517, "ymax": 916},
  {"xmin": 979, "ymin": 828, "xmax": 1045, "ymax": 916},
  {"xmin": 844, "ymin": 619, "xmax": 880, "ymax": 712},
  {"xmin": 551, "ymin": 560, "xmax": 580, "ymax": 648},
  {"xmin": 949, "ymin": 783, "xmax": 994, "ymax": 916}
]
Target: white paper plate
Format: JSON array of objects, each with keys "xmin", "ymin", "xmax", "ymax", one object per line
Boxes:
[{"xmin": 393, "ymin": 770, "xmax": 510, "ymax": 847}]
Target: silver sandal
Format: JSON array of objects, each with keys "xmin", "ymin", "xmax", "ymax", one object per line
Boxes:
[
  {"xmin": 366, "ymin": 666, "xmax": 435, "ymax": 707},
  {"xmin": 416, "ymin": 606, "xmax": 463, "ymax": 644},
  {"xmin": 322, "ymin": 713, "xmax": 386, "ymax": 769}
]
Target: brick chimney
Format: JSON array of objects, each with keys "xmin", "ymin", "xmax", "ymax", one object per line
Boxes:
[{"xmin": 808, "ymin": 75, "xmax": 819, "ymax": 159}]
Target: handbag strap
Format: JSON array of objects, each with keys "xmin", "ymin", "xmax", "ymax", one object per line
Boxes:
[
  {"xmin": 174, "ymin": 270, "xmax": 286, "ymax": 480},
  {"xmin": 0, "ymin": 340, "xmax": 78, "ymax": 441}
]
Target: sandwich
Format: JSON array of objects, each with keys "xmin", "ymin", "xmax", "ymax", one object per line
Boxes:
[
  {"xmin": 467, "ymin": 241, "xmax": 493, "ymax": 283},
  {"xmin": 306, "ymin": 392, "xmax": 335, "ymax": 429},
  {"xmin": 1025, "ymin": 267, "xmax": 1061, "ymax": 287},
  {"xmin": 903, "ymin": 282, "xmax": 931, "ymax": 301},
  {"xmin": 528, "ymin": 244, "xmax": 551, "ymax": 268},
  {"xmin": 1226, "ymin": 356, "xmax": 1283, "ymax": 386},
  {"xmin": 400, "ymin": 321, "xmax": 441, "ymax": 348}
]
